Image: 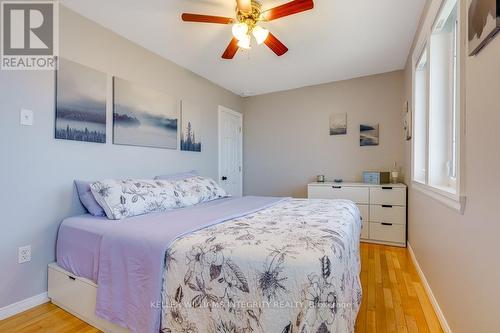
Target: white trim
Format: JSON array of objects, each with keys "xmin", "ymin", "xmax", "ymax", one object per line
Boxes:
[
  {"xmin": 408, "ymin": 243, "xmax": 452, "ymax": 333},
  {"xmin": 411, "ymin": 181, "xmax": 466, "ymax": 214},
  {"xmin": 0, "ymin": 292, "xmax": 49, "ymax": 320},
  {"xmin": 218, "ymin": 106, "xmax": 243, "ymax": 197}
]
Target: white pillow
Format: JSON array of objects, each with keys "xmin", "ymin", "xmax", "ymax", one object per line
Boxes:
[{"xmin": 90, "ymin": 179, "xmax": 182, "ymax": 220}]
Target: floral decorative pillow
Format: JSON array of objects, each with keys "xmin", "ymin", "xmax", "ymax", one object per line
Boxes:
[
  {"xmin": 172, "ymin": 176, "xmax": 229, "ymax": 206},
  {"xmin": 90, "ymin": 179, "xmax": 183, "ymax": 220},
  {"xmin": 90, "ymin": 177, "xmax": 229, "ymax": 220}
]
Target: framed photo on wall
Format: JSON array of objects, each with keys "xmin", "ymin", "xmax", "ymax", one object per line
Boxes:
[
  {"xmin": 55, "ymin": 58, "xmax": 107, "ymax": 143},
  {"xmin": 113, "ymin": 78, "xmax": 178, "ymax": 149},
  {"xmin": 468, "ymin": 0, "xmax": 500, "ymax": 55},
  {"xmin": 404, "ymin": 101, "xmax": 412, "ymax": 141}
]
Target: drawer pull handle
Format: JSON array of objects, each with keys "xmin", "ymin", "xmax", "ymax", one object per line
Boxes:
[
  {"xmin": 381, "ymin": 223, "xmax": 393, "ymax": 226},
  {"xmin": 382, "ymin": 186, "xmax": 393, "ymax": 190},
  {"xmin": 382, "ymin": 205, "xmax": 393, "ymax": 208},
  {"xmin": 68, "ymin": 276, "xmax": 76, "ymax": 281},
  {"xmin": 332, "ymin": 186, "xmax": 342, "ymax": 189}
]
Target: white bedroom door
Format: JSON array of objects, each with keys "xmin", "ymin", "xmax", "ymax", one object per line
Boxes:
[{"xmin": 218, "ymin": 106, "xmax": 243, "ymax": 196}]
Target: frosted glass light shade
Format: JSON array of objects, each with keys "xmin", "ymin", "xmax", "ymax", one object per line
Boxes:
[
  {"xmin": 252, "ymin": 25, "xmax": 269, "ymax": 44},
  {"xmin": 232, "ymin": 23, "xmax": 249, "ymax": 41}
]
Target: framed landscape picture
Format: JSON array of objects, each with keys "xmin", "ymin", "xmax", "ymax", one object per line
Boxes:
[
  {"xmin": 329, "ymin": 113, "xmax": 347, "ymax": 135},
  {"xmin": 55, "ymin": 58, "xmax": 107, "ymax": 143},
  {"xmin": 360, "ymin": 123, "xmax": 379, "ymax": 146},
  {"xmin": 180, "ymin": 100, "xmax": 202, "ymax": 152},
  {"xmin": 113, "ymin": 78, "xmax": 178, "ymax": 149},
  {"xmin": 469, "ymin": 0, "xmax": 500, "ymax": 55}
]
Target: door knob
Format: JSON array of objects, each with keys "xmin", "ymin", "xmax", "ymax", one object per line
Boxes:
[{"xmin": 221, "ymin": 176, "xmax": 228, "ymax": 181}]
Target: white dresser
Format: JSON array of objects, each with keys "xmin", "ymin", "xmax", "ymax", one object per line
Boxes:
[{"xmin": 308, "ymin": 182, "xmax": 407, "ymax": 247}]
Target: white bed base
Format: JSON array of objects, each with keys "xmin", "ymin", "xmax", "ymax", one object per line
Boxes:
[{"xmin": 47, "ymin": 263, "xmax": 130, "ymax": 333}]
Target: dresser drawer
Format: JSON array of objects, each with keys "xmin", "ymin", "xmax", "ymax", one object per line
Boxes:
[
  {"xmin": 370, "ymin": 187, "xmax": 406, "ymax": 206},
  {"xmin": 361, "ymin": 220, "xmax": 369, "ymax": 239},
  {"xmin": 370, "ymin": 205, "xmax": 405, "ymax": 225},
  {"xmin": 369, "ymin": 222, "xmax": 406, "ymax": 244},
  {"xmin": 308, "ymin": 185, "xmax": 369, "ymax": 204},
  {"xmin": 358, "ymin": 204, "xmax": 369, "ymax": 222}
]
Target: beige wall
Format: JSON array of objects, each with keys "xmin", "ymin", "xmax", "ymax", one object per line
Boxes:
[
  {"xmin": 403, "ymin": 0, "xmax": 500, "ymax": 331},
  {"xmin": 242, "ymin": 71, "xmax": 405, "ymax": 197},
  {"xmin": 0, "ymin": 6, "xmax": 242, "ymax": 308}
]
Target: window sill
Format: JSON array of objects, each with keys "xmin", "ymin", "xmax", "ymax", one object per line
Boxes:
[{"xmin": 411, "ymin": 181, "xmax": 466, "ymax": 214}]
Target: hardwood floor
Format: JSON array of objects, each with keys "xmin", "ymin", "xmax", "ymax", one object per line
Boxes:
[
  {"xmin": 0, "ymin": 243, "xmax": 442, "ymax": 333},
  {"xmin": 355, "ymin": 243, "xmax": 443, "ymax": 333}
]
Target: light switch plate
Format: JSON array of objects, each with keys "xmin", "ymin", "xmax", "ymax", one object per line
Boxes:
[{"xmin": 20, "ymin": 109, "xmax": 34, "ymax": 126}]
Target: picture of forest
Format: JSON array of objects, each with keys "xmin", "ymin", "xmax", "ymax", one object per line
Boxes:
[{"xmin": 55, "ymin": 58, "xmax": 107, "ymax": 143}]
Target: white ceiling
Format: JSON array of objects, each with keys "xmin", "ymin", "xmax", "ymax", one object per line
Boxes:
[{"xmin": 61, "ymin": 0, "xmax": 425, "ymax": 96}]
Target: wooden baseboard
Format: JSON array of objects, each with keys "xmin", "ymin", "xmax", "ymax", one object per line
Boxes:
[
  {"xmin": 407, "ymin": 243, "xmax": 452, "ymax": 333},
  {"xmin": 0, "ymin": 292, "xmax": 49, "ymax": 321}
]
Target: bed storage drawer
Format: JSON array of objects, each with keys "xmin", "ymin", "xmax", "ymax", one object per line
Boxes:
[
  {"xmin": 369, "ymin": 222, "xmax": 406, "ymax": 244},
  {"xmin": 369, "ymin": 205, "xmax": 405, "ymax": 225},
  {"xmin": 370, "ymin": 187, "xmax": 406, "ymax": 206},
  {"xmin": 48, "ymin": 263, "xmax": 130, "ymax": 333},
  {"xmin": 308, "ymin": 185, "xmax": 369, "ymax": 204}
]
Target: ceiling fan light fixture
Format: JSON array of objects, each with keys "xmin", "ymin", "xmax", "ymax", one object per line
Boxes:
[
  {"xmin": 232, "ymin": 22, "xmax": 249, "ymax": 41},
  {"xmin": 252, "ymin": 25, "xmax": 269, "ymax": 44},
  {"xmin": 237, "ymin": 34, "xmax": 252, "ymax": 49}
]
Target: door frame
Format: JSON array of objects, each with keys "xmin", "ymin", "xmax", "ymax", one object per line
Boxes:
[{"xmin": 218, "ymin": 106, "xmax": 243, "ymax": 196}]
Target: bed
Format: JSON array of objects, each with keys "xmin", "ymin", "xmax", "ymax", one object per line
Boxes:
[{"xmin": 53, "ymin": 196, "xmax": 362, "ymax": 333}]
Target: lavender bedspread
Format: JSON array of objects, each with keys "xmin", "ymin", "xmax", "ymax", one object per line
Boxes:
[{"xmin": 90, "ymin": 196, "xmax": 285, "ymax": 333}]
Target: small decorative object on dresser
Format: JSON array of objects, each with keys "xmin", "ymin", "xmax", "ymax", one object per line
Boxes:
[
  {"xmin": 316, "ymin": 175, "xmax": 325, "ymax": 182},
  {"xmin": 308, "ymin": 182, "xmax": 407, "ymax": 247},
  {"xmin": 363, "ymin": 171, "xmax": 390, "ymax": 184}
]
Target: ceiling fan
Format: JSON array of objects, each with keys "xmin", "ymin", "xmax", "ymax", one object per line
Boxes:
[{"xmin": 181, "ymin": 0, "xmax": 314, "ymax": 59}]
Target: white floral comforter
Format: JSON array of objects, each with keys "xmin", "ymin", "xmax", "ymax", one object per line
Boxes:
[{"xmin": 161, "ymin": 199, "xmax": 362, "ymax": 333}]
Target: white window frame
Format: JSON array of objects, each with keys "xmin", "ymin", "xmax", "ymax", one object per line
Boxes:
[{"xmin": 410, "ymin": 0, "xmax": 466, "ymax": 214}]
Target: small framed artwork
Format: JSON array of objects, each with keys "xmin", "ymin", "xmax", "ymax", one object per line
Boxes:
[
  {"xmin": 468, "ymin": 0, "xmax": 500, "ymax": 55},
  {"xmin": 329, "ymin": 113, "xmax": 347, "ymax": 135},
  {"xmin": 360, "ymin": 123, "xmax": 379, "ymax": 146},
  {"xmin": 113, "ymin": 78, "xmax": 178, "ymax": 149},
  {"xmin": 180, "ymin": 100, "xmax": 202, "ymax": 152},
  {"xmin": 55, "ymin": 58, "xmax": 107, "ymax": 143},
  {"xmin": 403, "ymin": 101, "xmax": 412, "ymax": 141}
]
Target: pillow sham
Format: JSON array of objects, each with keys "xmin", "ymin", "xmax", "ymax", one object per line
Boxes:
[
  {"xmin": 90, "ymin": 177, "xmax": 228, "ymax": 220},
  {"xmin": 74, "ymin": 180, "xmax": 105, "ymax": 216},
  {"xmin": 90, "ymin": 179, "xmax": 182, "ymax": 220},
  {"xmin": 173, "ymin": 176, "xmax": 229, "ymax": 206},
  {"xmin": 154, "ymin": 170, "xmax": 198, "ymax": 181}
]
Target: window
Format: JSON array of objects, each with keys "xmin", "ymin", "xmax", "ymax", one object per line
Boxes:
[
  {"xmin": 413, "ymin": 49, "xmax": 428, "ymax": 184},
  {"xmin": 412, "ymin": 0, "xmax": 464, "ymax": 212}
]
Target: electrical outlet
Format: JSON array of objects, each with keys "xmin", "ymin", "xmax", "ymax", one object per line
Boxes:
[{"xmin": 18, "ymin": 245, "xmax": 31, "ymax": 264}]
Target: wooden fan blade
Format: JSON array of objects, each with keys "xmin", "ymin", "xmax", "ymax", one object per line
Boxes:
[
  {"xmin": 222, "ymin": 38, "xmax": 239, "ymax": 59},
  {"xmin": 181, "ymin": 13, "xmax": 233, "ymax": 24},
  {"xmin": 264, "ymin": 33, "xmax": 288, "ymax": 56},
  {"xmin": 237, "ymin": 0, "xmax": 252, "ymax": 13},
  {"xmin": 262, "ymin": 0, "xmax": 314, "ymax": 21}
]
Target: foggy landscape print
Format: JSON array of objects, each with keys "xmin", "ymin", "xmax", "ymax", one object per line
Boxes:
[
  {"xmin": 469, "ymin": 0, "xmax": 500, "ymax": 55},
  {"xmin": 113, "ymin": 78, "xmax": 178, "ymax": 149},
  {"xmin": 55, "ymin": 59, "xmax": 107, "ymax": 143},
  {"xmin": 329, "ymin": 113, "xmax": 347, "ymax": 135},
  {"xmin": 360, "ymin": 123, "xmax": 379, "ymax": 146},
  {"xmin": 180, "ymin": 101, "xmax": 202, "ymax": 152}
]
